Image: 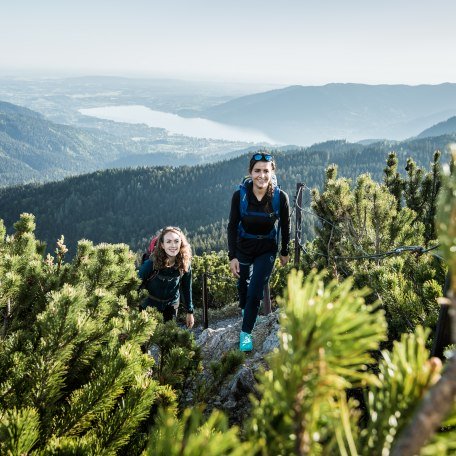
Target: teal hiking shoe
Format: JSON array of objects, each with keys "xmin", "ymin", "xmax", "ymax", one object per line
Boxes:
[{"xmin": 240, "ymin": 331, "xmax": 253, "ymax": 352}]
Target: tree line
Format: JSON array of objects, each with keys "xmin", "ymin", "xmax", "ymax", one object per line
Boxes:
[{"xmin": 0, "ymin": 136, "xmax": 453, "ymax": 259}]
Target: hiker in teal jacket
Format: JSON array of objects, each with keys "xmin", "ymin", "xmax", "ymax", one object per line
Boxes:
[{"xmin": 139, "ymin": 226, "xmax": 194, "ymax": 328}]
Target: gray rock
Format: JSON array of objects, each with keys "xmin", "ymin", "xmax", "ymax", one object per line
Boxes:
[{"xmin": 191, "ymin": 309, "xmax": 281, "ymax": 425}]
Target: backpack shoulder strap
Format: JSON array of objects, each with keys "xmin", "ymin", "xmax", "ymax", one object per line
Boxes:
[
  {"xmin": 138, "ymin": 259, "xmax": 159, "ymax": 291},
  {"xmin": 271, "ymin": 186, "xmax": 281, "ymax": 218},
  {"xmin": 272, "ymin": 187, "xmax": 281, "ymax": 244},
  {"xmin": 239, "ymin": 177, "xmax": 251, "ymax": 218},
  {"xmin": 146, "ymin": 259, "xmax": 159, "ymax": 283}
]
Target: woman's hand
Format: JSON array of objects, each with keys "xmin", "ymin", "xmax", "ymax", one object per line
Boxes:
[
  {"xmin": 230, "ymin": 258, "xmax": 240, "ymax": 278},
  {"xmin": 186, "ymin": 313, "xmax": 194, "ymax": 329},
  {"xmin": 279, "ymin": 255, "xmax": 290, "ymax": 267}
]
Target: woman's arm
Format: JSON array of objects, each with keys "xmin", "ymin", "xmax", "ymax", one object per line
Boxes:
[
  {"xmin": 227, "ymin": 191, "xmax": 241, "ymax": 261},
  {"xmin": 180, "ymin": 267, "xmax": 194, "ymax": 328},
  {"xmin": 180, "ymin": 267, "xmax": 194, "ymax": 314}
]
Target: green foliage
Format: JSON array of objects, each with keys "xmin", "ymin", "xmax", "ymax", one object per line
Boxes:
[
  {"xmin": 303, "ymin": 152, "xmax": 446, "ymax": 345},
  {"xmin": 311, "ymin": 170, "xmax": 424, "ymax": 268},
  {"xmin": 0, "ymin": 407, "xmax": 40, "ymax": 456},
  {"xmin": 243, "ymin": 269, "xmax": 454, "ymax": 455},
  {"xmin": 436, "ymin": 146, "xmax": 456, "ymax": 290},
  {"xmin": 0, "ymin": 144, "xmax": 453, "ymax": 454},
  {"xmin": 357, "ymin": 328, "xmax": 441, "ymax": 455},
  {"xmin": 192, "ymin": 251, "xmax": 237, "ymax": 308},
  {"xmin": 354, "ymin": 255, "xmax": 442, "ymax": 343},
  {"xmin": 210, "ymin": 350, "xmax": 245, "ymax": 384},
  {"xmin": 145, "ymin": 407, "xmax": 254, "ymax": 455},
  {"xmin": 149, "ymin": 319, "xmax": 202, "ymax": 401},
  {"xmin": 248, "ymin": 270, "xmax": 387, "ymax": 455},
  {"xmin": 193, "ymin": 350, "xmax": 246, "ymax": 409},
  {"xmin": 0, "ymin": 214, "xmax": 172, "ymax": 455},
  {"xmin": 383, "ymin": 151, "xmax": 403, "ymax": 212},
  {"xmin": 269, "ymin": 255, "xmax": 295, "ymax": 301}
]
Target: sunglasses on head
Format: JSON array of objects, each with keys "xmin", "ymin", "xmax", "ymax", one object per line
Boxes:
[{"xmin": 251, "ymin": 153, "xmax": 273, "ymax": 162}]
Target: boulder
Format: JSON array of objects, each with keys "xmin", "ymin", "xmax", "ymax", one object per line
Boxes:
[{"xmin": 189, "ymin": 310, "xmax": 281, "ymax": 425}]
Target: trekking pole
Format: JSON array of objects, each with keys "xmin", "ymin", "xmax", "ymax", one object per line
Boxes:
[{"xmin": 202, "ymin": 272, "xmax": 209, "ymax": 329}]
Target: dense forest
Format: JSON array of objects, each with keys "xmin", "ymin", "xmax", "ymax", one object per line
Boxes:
[{"xmin": 0, "ymin": 135, "xmax": 453, "ymax": 257}]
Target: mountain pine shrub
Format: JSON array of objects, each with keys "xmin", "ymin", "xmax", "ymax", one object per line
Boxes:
[
  {"xmin": 145, "ymin": 407, "xmax": 254, "ymax": 455},
  {"xmin": 246, "ymin": 270, "xmax": 453, "ymax": 455},
  {"xmin": 0, "ymin": 214, "xmax": 174, "ymax": 454},
  {"xmin": 148, "ymin": 318, "xmax": 202, "ymax": 404},
  {"xmin": 304, "ymin": 152, "xmax": 446, "ymax": 345}
]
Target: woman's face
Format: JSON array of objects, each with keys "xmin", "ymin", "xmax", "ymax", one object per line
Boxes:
[
  {"xmin": 249, "ymin": 161, "xmax": 273, "ymax": 191},
  {"xmin": 161, "ymin": 231, "xmax": 181, "ymax": 258}
]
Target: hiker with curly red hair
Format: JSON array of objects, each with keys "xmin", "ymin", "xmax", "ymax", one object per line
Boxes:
[{"xmin": 139, "ymin": 226, "xmax": 194, "ymax": 328}]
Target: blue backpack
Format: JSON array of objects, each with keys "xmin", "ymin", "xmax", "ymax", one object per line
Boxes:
[{"xmin": 238, "ymin": 177, "xmax": 281, "ymax": 242}]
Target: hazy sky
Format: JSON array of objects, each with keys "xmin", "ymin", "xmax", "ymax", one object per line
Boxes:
[{"xmin": 1, "ymin": 0, "xmax": 455, "ymax": 85}]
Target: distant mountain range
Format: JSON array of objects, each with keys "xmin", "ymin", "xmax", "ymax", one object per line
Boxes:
[
  {"xmin": 2, "ymin": 82, "xmax": 456, "ymax": 188},
  {"xmin": 197, "ymin": 83, "xmax": 456, "ymax": 145}
]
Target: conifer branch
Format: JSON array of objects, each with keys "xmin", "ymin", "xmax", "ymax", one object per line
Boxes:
[{"xmin": 391, "ymin": 354, "xmax": 456, "ymax": 456}]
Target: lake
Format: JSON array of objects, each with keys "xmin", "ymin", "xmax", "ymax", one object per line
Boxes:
[{"xmin": 79, "ymin": 105, "xmax": 277, "ymax": 144}]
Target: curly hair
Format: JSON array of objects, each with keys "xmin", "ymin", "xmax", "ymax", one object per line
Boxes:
[{"xmin": 151, "ymin": 226, "xmax": 192, "ymax": 272}]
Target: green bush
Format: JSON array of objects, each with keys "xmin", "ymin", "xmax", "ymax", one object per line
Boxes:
[
  {"xmin": 192, "ymin": 251, "xmax": 237, "ymax": 308},
  {"xmin": 0, "ymin": 214, "xmax": 168, "ymax": 455}
]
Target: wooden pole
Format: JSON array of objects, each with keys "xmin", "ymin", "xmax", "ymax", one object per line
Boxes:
[
  {"xmin": 202, "ymin": 272, "xmax": 209, "ymax": 329},
  {"xmin": 431, "ymin": 273, "xmax": 452, "ymax": 359},
  {"xmin": 294, "ymin": 183, "xmax": 304, "ymax": 268}
]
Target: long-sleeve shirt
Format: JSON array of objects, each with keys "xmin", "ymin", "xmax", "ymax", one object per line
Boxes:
[
  {"xmin": 227, "ymin": 183, "xmax": 291, "ymax": 261},
  {"xmin": 138, "ymin": 260, "xmax": 193, "ymax": 313}
]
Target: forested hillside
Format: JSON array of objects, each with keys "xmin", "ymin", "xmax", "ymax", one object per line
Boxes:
[
  {"xmin": 0, "ymin": 135, "xmax": 453, "ymax": 257},
  {"xmin": 417, "ymin": 115, "xmax": 456, "ymax": 138},
  {"xmin": 0, "ymin": 101, "xmax": 243, "ymax": 187},
  {"xmin": 0, "ymin": 100, "xmax": 139, "ymax": 186}
]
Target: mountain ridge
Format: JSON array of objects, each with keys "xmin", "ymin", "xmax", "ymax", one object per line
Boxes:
[
  {"xmin": 417, "ymin": 116, "xmax": 456, "ymax": 138},
  {"xmin": 198, "ymin": 83, "xmax": 456, "ymax": 145}
]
